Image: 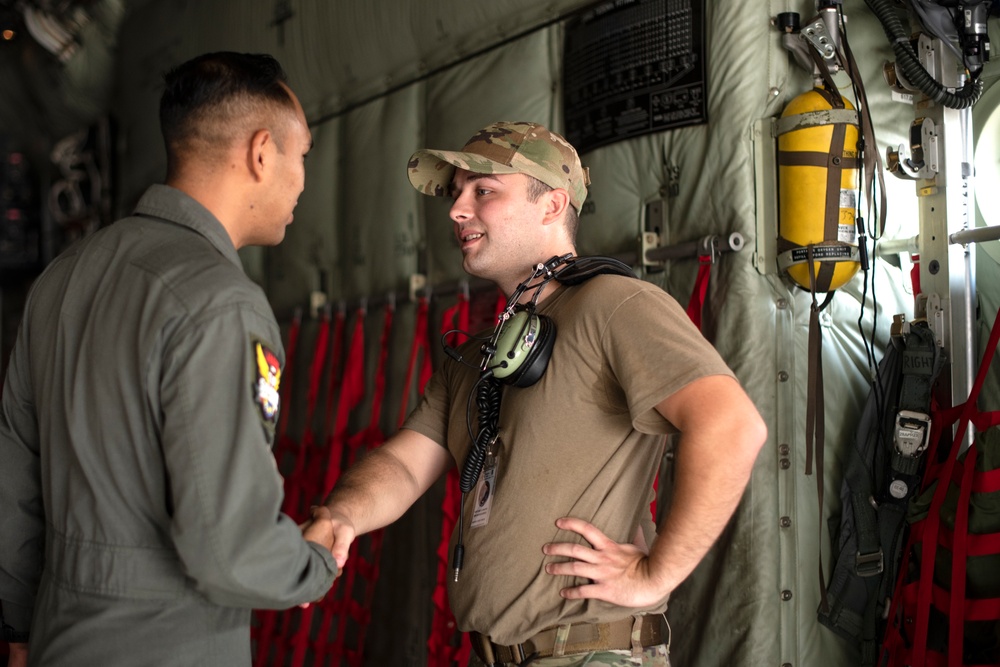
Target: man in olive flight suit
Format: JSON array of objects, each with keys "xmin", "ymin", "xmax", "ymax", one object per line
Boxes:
[{"xmin": 0, "ymin": 52, "xmax": 336, "ymax": 666}]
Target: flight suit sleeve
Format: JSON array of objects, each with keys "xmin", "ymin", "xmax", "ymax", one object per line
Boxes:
[
  {"xmin": 159, "ymin": 302, "xmax": 335, "ymax": 609},
  {"xmin": 0, "ymin": 314, "xmax": 44, "ymax": 636}
]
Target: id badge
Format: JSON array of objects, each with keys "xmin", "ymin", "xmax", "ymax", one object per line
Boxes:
[{"xmin": 471, "ymin": 448, "xmax": 499, "ymax": 528}]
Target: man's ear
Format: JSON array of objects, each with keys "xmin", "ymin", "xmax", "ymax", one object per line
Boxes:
[
  {"xmin": 248, "ymin": 128, "xmax": 272, "ymax": 182},
  {"xmin": 541, "ymin": 188, "xmax": 571, "ymax": 226}
]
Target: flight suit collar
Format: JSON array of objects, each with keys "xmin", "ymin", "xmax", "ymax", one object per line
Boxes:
[{"xmin": 133, "ymin": 184, "xmax": 244, "ymax": 270}]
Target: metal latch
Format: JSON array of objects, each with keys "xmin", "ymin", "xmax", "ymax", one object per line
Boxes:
[
  {"xmin": 893, "ymin": 409, "xmax": 932, "ymax": 458},
  {"xmin": 855, "ymin": 549, "xmax": 884, "ymax": 577}
]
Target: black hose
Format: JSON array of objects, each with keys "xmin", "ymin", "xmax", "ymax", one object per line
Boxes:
[{"xmin": 865, "ymin": 0, "xmax": 983, "ymax": 108}]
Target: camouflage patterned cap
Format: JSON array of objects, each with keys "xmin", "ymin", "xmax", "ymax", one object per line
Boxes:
[{"xmin": 407, "ymin": 121, "xmax": 590, "ymax": 212}]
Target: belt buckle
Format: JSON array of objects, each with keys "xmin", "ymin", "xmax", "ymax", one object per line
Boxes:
[
  {"xmin": 472, "ymin": 633, "xmax": 537, "ymax": 667},
  {"xmin": 500, "ymin": 641, "xmax": 538, "ymax": 665},
  {"xmin": 470, "ymin": 632, "xmax": 497, "ymax": 666}
]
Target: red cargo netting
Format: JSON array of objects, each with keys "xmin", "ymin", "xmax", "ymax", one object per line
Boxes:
[{"xmin": 427, "ymin": 292, "xmax": 472, "ymax": 667}]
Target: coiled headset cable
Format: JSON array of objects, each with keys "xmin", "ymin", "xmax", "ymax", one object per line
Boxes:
[{"xmin": 452, "ymin": 371, "xmax": 502, "ymax": 581}]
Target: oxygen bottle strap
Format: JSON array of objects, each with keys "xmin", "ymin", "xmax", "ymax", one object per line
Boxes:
[
  {"xmin": 807, "ymin": 45, "xmax": 845, "ymax": 110},
  {"xmin": 805, "ymin": 246, "xmax": 835, "ymax": 614}
]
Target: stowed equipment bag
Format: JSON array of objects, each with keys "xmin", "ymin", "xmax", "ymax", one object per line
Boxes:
[{"xmin": 818, "ymin": 319, "xmax": 941, "ymax": 665}]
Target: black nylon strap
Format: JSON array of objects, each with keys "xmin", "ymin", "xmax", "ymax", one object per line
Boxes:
[
  {"xmin": 898, "ymin": 323, "xmax": 941, "ymax": 412},
  {"xmin": 553, "ymin": 256, "xmax": 636, "ymax": 285}
]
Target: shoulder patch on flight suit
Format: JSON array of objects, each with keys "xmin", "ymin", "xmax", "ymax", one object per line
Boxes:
[{"xmin": 253, "ymin": 340, "xmax": 281, "ymax": 429}]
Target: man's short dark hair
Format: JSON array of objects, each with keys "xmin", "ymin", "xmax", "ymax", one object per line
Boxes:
[
  {"xmin": 159, "ymin": 52, "xmax": 294, "ymax": 176},
  {"xmin": 525, "ymin": 176, "xmax": 579, "ymax": 243}
]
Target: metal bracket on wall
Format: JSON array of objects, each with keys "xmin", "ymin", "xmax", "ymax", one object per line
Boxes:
[
  {"xmin": 309, "ymin": 290, "xmax": 328, "ymax": 319},
  {"xmin": 409, "ymin": 273, "xmax": 428, "ymax": 302},
  {"xmin": 641, "ymin": 198, "xmax": 745, "ymax": 272},
  {"xmin": 643, "ymin": 199, "xmax": 668, "ymax": 273},
  {"xmin": 643, "ymin": 232, "xmax": 745, "ymax": 268}
]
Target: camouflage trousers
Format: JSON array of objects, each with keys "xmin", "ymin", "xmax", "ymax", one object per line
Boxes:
[{"xmin": 467, "ymin": 615, "xmax": 671, "ymax": 667}]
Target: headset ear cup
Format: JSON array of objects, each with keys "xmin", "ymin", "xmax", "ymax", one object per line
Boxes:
[
  {"xmin": 487, "ymin": 309, "xmax": 557, "ymax": 387},
  {"xmin": 505, "ymin": 313, "xmax": 555, "ymax": 388}
]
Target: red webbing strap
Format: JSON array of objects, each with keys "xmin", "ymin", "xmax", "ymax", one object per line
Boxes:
[
  {"xmin": 911, "ymin": 419, "xmax": 962, "ymax": 665},
  {"xmin": 882, "ymin": 390, "xmax": 949, "ymax": 667},
  {"xmin": 310, "ymin": 310, "xmax": 346, "ymax": 505},
  {"xmin": 253, "ymin": 311, "xmax": 301, "ymax": 667},
  {"xmin": 288, "ymin": 587, "xmax": 317, "ymax": 666},
  {"xmin": 306, "ymin": 315, "xmax": 332, "ymax": 425},
  {"xmin": 910, "ymin": 307, "xmax": 1000, "ymax": 666},
  {"xmin": 322, "ymin": 310, "xmax": 348, "ymax": 431},
  {"xmin": 309, "ymin": 310, "xmax": 368, "ymax": 667},
  {"xmin": 650, "ymin": 455, "xmax": 662, "ymax": 522},
  {"xmin": 279, "ymin": 316, "xmax": 334, "ymax": 667},
  {"xmin": 282, "ymin": 313, "xmax": 331, "ymax": 519},
  {"xmin": 428, "ymin": 294, "xmax": 473, "ymax": 667},
  {"xmin": 323, "ymin": 309, "xmax": 367, "ymax": 493},
  {"xmin": 261, "ymin": 311, "xmax": 347, "ymax": 667},
  {"xmin": 929, "ymin": 515, "xmax": 1000, "ymax": 556},
  {"xmin": 276, "ymin": 310, "xmax": 302, "ymax": 441},
  {"xmin": 494, "ymin": 290, "xmax": 507, "ymax": 317},
  {"xmin": 972, "ymin": 461, "xmax": 1000, "ymax": 493},
  {"xmin": 427, "ymin": 469, "xmax": 471, "ymax": 667},
  {"xmin": 911, "ymin": 253, "xmax": 921, "ymax": 297},
  {"xmin": 333, "ymin": 304, "xmax": 395, "ymax": 667},
  {"xmin": 397, "ymin": 297, "xmax": 433, "ymax": 429},
  {"xmin": 949, "ymin": 439, "xmax": 976, "ymax": 666},
  {"xmin": 357, "ymin": 303, "xmax": 393, "ymax": 449},
  {"xmin": 901, "ymin": 577, "xmax": 1000, "ymax": 623},
  {"xmin": 971, "ymin": 408, "xmax": 1000, "ymax": 432},
  {"xmin": 893, "ymin": 646, "xmax": 999, "ymax": 667},
  {"xmin": 685, "ymin": 254, "xmax": 713, "ymax": 331},
  {"xmin": 443, "ymin": 290, "xmax": 471, "ymax": 348}
]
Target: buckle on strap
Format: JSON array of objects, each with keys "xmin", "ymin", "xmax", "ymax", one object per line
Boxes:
[
  {"xmin": 470, "ymin": 633, "xmax": 537, "ymax": 666},
  {"xmin": 469, "ymin": 615, "xmax": 667, "ymax": 665},
  {"xmin": 855, "ymin": 549, "xmax": 884, "ymax": 577}
]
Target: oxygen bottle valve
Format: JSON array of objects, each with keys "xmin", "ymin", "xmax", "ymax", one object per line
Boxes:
[{"xmin": 776, "ymin": 12, "xmax": 800, "ymax": 34}]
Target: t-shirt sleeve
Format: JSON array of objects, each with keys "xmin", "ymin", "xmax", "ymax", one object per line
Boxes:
[
  {"xmin": 601, "ymin": 286, "xmax": 735, "ymax": 434},
  {"xmin": 400, "ymin": 362, "xmax": 452, "ymax": 449}
]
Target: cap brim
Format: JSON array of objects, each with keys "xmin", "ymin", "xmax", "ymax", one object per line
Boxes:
[{"xmin": 407, "ymin": 149, "xmax": 520, "ymax": 198}]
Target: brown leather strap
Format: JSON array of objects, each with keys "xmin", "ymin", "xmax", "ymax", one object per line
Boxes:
[
  {"xmin": 804, "ymin": 250, "xmax": 831, "ymax": 616},
  {"xmin": 470, "ymin": 615, "xmax": 667, "ymax": 665}
]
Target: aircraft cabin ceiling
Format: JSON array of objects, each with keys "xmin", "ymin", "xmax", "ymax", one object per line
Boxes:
[{"xmin": 0, "ymin": 0, "xmax": 597, "ymax": 154}]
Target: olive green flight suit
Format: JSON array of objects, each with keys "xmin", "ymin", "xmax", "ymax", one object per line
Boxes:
[{"xmin": 0, "ymin": 184, "xmax": 335, "ymax": 666}]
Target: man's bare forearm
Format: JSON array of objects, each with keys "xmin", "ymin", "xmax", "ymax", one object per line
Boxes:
[
  {"xmin": 646, "ymin": 376, "xmax": 766, "ymax": 597},
  {"xmin": 647, "ymin": 427, "xmax": 764, "ymax": 596},
  {"xmin": 322, "ymin": 428, "xmax": 452, "ymax": 536}
]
